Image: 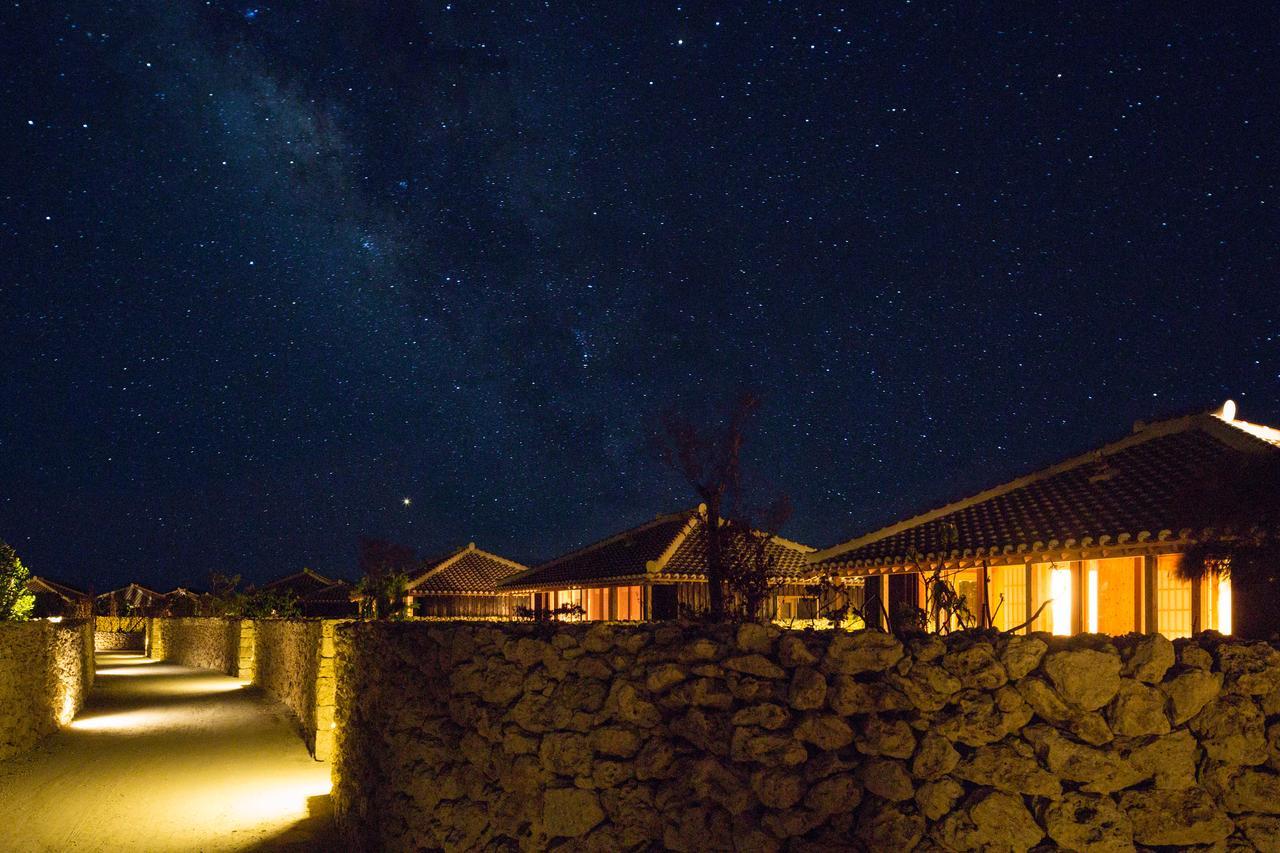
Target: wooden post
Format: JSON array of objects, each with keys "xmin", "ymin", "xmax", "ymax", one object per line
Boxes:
[{"xmin": 1152, "ymin": 555, "xmax": 1162, "ymax": 635}]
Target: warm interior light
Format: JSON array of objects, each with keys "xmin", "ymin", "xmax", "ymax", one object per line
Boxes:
[
  {"xmin": 1050, "ymin": 567, "xmax": 1073, "ymax": 636},
  {"xmin": 1218, "ymin": 575, "xmax": 1232, "ymax": 635},
  {"xmin": 1086, "ymin": 565, "xmax": 1099, "ymax": 633},
  {"xmin": 1220, "ymin": 399, "xmax": 1237, "ymax": 421}
]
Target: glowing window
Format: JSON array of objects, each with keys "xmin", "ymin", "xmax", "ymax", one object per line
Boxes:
[
  {"xmin": 1031, "ymin": 562, "xmax": 1075, "ymax": 635},
  {"xmin": 1201, "ymin": 573, "xmax": 1232, "ymax": 635},
  {"xmin": 1155, "ymin": 555, "xmax": 1192, "ymax": 639},
  {"xmin": 987, "ymin": 565, "xmax": 1027, "ymax": 633},
  {"xmin": 1084, "ymin": 558, "xmax": 1140, "ymax": 635}
]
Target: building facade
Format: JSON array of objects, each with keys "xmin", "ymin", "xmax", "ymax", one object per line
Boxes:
[
  {"xmin": 405, "ymin": 544, "xmax": 528, "ymax": 618},
  {"xmin": 809, "ymin": 402, "xmax": 1279, "ymax": 638}
]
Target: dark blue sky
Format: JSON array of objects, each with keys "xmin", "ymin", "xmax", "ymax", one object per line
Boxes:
[{"xmin": 1, "ymin": 2, "xmax": 1276, "ymax": 591}]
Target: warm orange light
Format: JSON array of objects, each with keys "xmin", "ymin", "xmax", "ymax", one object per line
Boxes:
[
  {"xmin": 1218, "ymin": 575, "xmax": 1232, "ymax": 635},
  {"xmin": 1050, "ymin": 567, "xmax": 1073, "ymax": 636},
  {"xmin": 1086, "ymin": 566, "xmax": 1099, "ymax": 633}
]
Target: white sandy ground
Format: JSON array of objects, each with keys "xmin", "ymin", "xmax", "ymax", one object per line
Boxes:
[{"xmin": 0, "ymin": 652, "xmax": 336, "ymax": 852}]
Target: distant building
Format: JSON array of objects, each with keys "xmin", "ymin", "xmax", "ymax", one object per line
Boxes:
[
  {"xmin": 95, "ymin": 583, "xmax": 165, "ymax": 617},
  {"xmin": 27, "ymin": 576, "xmax": 91, "ymax": 618},
  {"xmin": 809, "ymin": 402, "xmax": 1278, "ymax": 637},
  {"xmin": 260, "ymin": 568, "xmax": 339, "ymax": 601},
  {"xmin": 162, "ymin": 587, "xmax": 207, "ymax": 617},
  {"xmin": 300, "ymin": 579, "xmax": 359, "ymax": 618},
  {"xmin": 499, "ymin": 507, "xmax": 820, "ymax": 621},
  {"xmin": 405, "ymin": 544, "xmax": 528, "ymax": 619}
]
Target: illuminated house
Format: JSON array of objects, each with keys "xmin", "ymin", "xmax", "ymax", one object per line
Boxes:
[
  {"xmin": 809, "ymin": 402, "xmax": 1280, "ymax": 638},
  {"xmin": 499, "ymin": 508, "xmax": 818, "ymax": 621},
  {"xmin": 405, "ymin": 543, "xmax": 529, "ymax": 618}
]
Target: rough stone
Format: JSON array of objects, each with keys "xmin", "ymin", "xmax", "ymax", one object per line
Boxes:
[
  {"xmin": 935, "ymin": 789, "xmax": 1044, "ymax": 853},
  {"xmin": 859, "ymin": 757, "xmax": 914, "ymax": 801},
  {"xmin": 855, "ymin": 802, "xmax": 925, "ymax": 850},
  {"xmin": 804, "ymin": 773, "xmax": 860, "ymax": 815},
  {"xmin": 953, "ymin": 739, "xmax": 1061, "ymax": 798},
  {"xmin": 794, "ymin": 713, "xmax": 854, "ymax": 751},
  {"xmin": 1189, "ymin": 693, "xmax": 1267, "ymax": 764},
  {"xmin": 1219, "ymin": 767, "xmax": 1280, "ymax": 814},
  {"xmin": 1043, "ymin": 792, "xmax": 1135, "ymax": 853},
  {"xmin": 1118, "ymin": 787, "xmax": 1234, "ymax": 847},
  {"xmin": 1217, "ymin": 641, "xmax": 1280, "ymax": 696},
  {"xmin": 1023, "ymin": 725, "xmax": 1145, "ymax": 793},
  {"xmin": 1237, "ymin": 815, "xmax": 1280, "ymax": 851},
  {"xmin": 941, "ymin": 641, "xmax": 1008, "ymax": 690},
  {"xmin": 730, "ymin": 702, "xmax": 790, "ymax": 730},
  {"xmin": 1000, "ymin": 634, "xmax": 1048, "ymax": 679},
  {"xmin": 1043, "ymin": 648, "xmax": 1123, "ymax": 710},
  {"xmin": 1161, "ymin": 666, "xmax": 1223, "ymax": 725},
  {"xmin": 750, "ymin": 767, "xmax": 806, "ymax": 810},
  {"xmin": 1107, "ymin": 679, "xmax": 1171, "ymax": 737},
  {"xmin": 777, "ymin": 634, "xmax": 818, "ymax": 667},
  {"xmin": 644, "ymin": 663, "xmax": 688, "ymax": 694},
  {"xmin": 855, "ymin": 715, "xmax": 916, "ymax": 759},
  {"xmin": 822, "ymin": 631, "xmax": 904, "ymax": 674},
  {"xmin": 689, "ymin": 758, "xmax": 753, "ymax": 815},
  {"xmin": 787, "ymin": 667, "xmax": 827, "ymax": 710},
  {"xmin": 543, "ymin": 787, "xmax": 605, "ymax": 838},
  {"xmin": 1120, "ymin": 633, "xmax": 1174, "ymax": 683},
  {"xmin": 723, "ymin": 654, "xmax": 785, "ymax": 680},
  {"xmin": 1018, "ymin": 676, "xmax": 1113, "ymax": 745},
  {"xmin": 736, "ymin": 623, "xmax": 774, "ymax": 654},
  {"xmin": 911, "ymin": 732, "xmax": 960, "ymax": 780},
  {"xmin": 915, "ymin": 778, "xmax": 964, "ymax": 821},
  {"xmin": 590, "ymin": 726, "xmax": 641, "ymax": 758},
  {"xmin": 886, "ymin": 662, "xmax": 962, "ymax": 712},
  {"xmin": 826, "ymin": 675, "xmax": 912, "ymax": 715}
]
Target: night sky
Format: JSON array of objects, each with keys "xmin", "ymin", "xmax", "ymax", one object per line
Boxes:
[{"xmin": 2, "ymin": 2, "xmax": 1276, "ymax": 592}]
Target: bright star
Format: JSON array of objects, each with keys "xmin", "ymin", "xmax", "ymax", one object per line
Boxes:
[{"xmin": 402, "ymin": 497, "xmax": 411, "ymax": 506}]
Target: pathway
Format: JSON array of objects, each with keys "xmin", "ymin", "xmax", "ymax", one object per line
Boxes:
[{"xmin": 0, "ymin": 652, "xmax": 335, "ymax": 852}]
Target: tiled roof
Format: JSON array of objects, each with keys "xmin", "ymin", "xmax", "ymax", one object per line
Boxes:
[
  {"xmin": 501, "ymin": 508, "xmax": 814, "ymax": 590},
  {"xmin": 811, "ymin": 405, "xmax": 1280, "ymax": 574},
  {"xmin": 261, "ymin": 568, "xmax": 336, "ymax": 597},
  {"xmin": 302, "ymin": 580, "xmax": 354, "ymax": 603},
  {"xmin": 407, "ymin": 545, "xmax": 527, "ymax": 595},
  {"xmin": 28, "ymin": 576, "xmax": 89, "ymax": 600},
  {"xmin": 665, "ymin": 524, "xmax": 816, "ymax": 580}
]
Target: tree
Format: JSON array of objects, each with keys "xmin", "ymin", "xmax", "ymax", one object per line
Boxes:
[
  {"xmin": 0, "ymin": 540, "xmax": 36, "ymax": 621},
  {"xmin": 357, "ymin": 537, "xmax": 415, "ymax": 619},
  {"xmin": 655, "ymin": 392, "xmax": 793, "ymax": 621},
  {"xmin": 1175, "ymin": 453, "xmax": 1280, "ymax": 639}
]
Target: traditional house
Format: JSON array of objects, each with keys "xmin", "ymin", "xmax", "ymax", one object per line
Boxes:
[
  {"xmin": 163, "ymin": 587, "xmax": 207, "ymax": 617},
  {"xmin": 809, "ymin": 402, "xmax": 1279, "ymax": 638},
  {"xmin": 300, "ymin": 579, "xmax": 359, "ymax": 618},
  {"xmin": 95, "ymin": 583, "xmax": 165, "ymax": 617},
  {"xmin": 27, "ymin": 576, "xmax": 92, "ymax": 618},
  {"xmin": 405, "ymin": 543, "xmax": 528, "ymax": 618},
  {"xmin": 260, "ymin": 568, "xmax": 339, "ymax": 600},
  {"xmin": 499, "ymin": 507, "xmax": 819, "ymax": 621}
]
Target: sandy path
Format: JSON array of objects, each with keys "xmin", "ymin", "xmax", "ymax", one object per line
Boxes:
[{"xmin": 0, "ymin": 652, "xmax": 335, "ymax": 852}]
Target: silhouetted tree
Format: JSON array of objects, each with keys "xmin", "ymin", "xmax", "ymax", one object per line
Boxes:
[
  {"xmin": 1176, "ymin": 454, "xmax": 1280, "ymax": 639},
  {"xmin": 656, "ymin": 393, "xmax": 793, "ymax": 621},
  {"xmin": 357, "ymin": 537, "xmax": 415, "ymax": 619}
]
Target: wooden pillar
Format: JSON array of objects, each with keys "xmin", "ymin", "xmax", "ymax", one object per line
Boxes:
[
  {"xmin": 1191, "ymin": 575, "xmax": 1203, "ymax": 635},
  {"xmin": 1144, "ymin": 555, "xmax": 1158, "ymax": 635},
  {"xmin": 1072, "ymin": 561, "xmax": 1084, "ymax": 635}
]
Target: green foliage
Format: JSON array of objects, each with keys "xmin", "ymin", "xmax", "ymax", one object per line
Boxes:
[
  {"xmin": 0, "ymin": 540, "xmax": 36, "ymax": 621},
  {"xmin": 356, "ymin": 571, "xmax": 409, "ymax": 620},
  {"xmin": 242, "ymin": 588, "xmax": 301, "ymax": 619}
]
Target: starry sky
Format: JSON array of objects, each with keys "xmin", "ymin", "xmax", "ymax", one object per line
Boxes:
[{"xmin": 1, "ymin": 2, "xmax": 1276, "ymax": 592}]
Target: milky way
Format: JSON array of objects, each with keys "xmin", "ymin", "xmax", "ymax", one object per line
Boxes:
[{"xmin": 1, "ymin": 2, "xmax": 1276, "ymax": 590}]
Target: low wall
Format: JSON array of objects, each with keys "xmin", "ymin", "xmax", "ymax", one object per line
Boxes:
[
  {"xmin": 147, "ymin": 616, "xmax": 336, "ymax": 760},
  {"xmin": 0, "ymin": 619, "xmax": 94, "ymax": 761},
  {"xmin": 94, "ymin": 615, "xmax": 146, "ymax": 650},
  {"xmin": 146, "ymin": 617, "xmax": 251, "ymax": 677},
  {"xmin": 332, "ymin": 621, "xmax": 1280, "ymax": 851},
  {"xmin": 253, "ymin": 619, "xmax": 341, "ymax": 760}
]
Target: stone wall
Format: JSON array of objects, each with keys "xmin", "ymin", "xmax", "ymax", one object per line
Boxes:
[
  {"xmin": 0, "ymin": 619, "xmax": 94, "ymax": 761},
  {"xmin": 253, "ymin": 619, "xmax": 340, "ymax": 760},
  {"xmin": 94, "ymin": 615, "xmax": 146, "ymax": 650},
  {"xmin": 331, "ymin": 621, "xmax": 1280, "ymax": 851},
  {"xmin": 147, "ymin": 617, "xmax": 250, "ymax": 677}
]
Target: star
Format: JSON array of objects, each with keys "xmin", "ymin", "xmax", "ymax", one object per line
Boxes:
[{"xmin": 402, "ymin": 498, "xmax": 412, "ymax": 507}]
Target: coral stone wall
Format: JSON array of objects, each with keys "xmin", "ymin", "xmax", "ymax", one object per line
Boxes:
[
  {"xmin": 147, "ymin": 617, "xmax": 249, "ymax": 677},
  {"xmin": 94, "ymin": 616, "xmax": 146, "ymax": 651},
  {"xmin": 332, "ymin": 621, "xmax": 1280, "ymax": 852},
  {"xmin": 253, "ymin": 619, "xmax": 341, "ymax": 760},
  {"xmin": 0, "ymin": 620, "xmax": 94, "ymax": 761}
]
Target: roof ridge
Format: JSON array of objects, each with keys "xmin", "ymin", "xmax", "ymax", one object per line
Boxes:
[
  {"xmin": 511, "ymin": 508, "xmax": 696, "ymax": 581},
  {"xmin": 810, "ymin": 410, "xmax": 1219, "ymax": 563}
]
